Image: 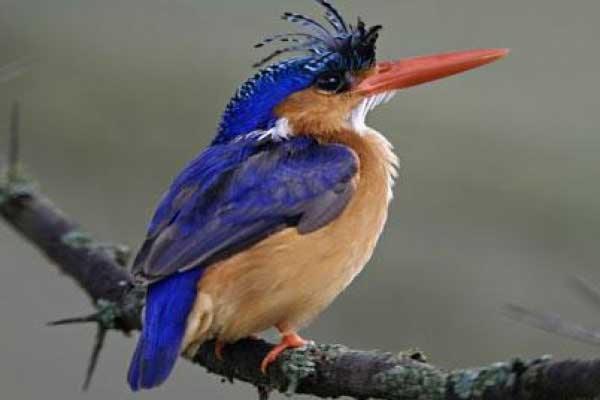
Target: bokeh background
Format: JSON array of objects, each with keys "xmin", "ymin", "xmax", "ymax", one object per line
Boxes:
[{"xmin": 1, "ymin": 0, "xmax": 599, "ymax": 399}]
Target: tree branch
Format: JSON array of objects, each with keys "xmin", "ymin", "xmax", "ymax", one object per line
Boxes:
[{"xmin": 3, "ymin": 120, "xmax": 600, "ymax": 399}]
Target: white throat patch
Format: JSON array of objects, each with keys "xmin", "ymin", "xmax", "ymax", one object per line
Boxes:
[
  {"xmin": 348, "ymin": 91, "xmax": 397, "ymax": 134},
  {"xmin": 347, "ymin": 90, "xmax": 400, "ymax": 201}
]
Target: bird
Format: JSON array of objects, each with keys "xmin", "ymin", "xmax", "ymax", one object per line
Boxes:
[{"xmin": 127, "ymin": 0, "xmax": 508, "ymax": 391}]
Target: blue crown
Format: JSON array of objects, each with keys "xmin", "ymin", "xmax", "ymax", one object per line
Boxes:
[{"xmin": 214, "ymin": 0, "xmax": 382, "ymax": 145}]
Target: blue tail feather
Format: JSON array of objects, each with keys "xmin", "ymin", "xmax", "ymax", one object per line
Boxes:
[{"xmin": 127, "ymin": 267, "xmax": 204, "ymax": 391}]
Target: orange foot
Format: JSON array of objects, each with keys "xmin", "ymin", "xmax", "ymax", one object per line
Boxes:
[{"xmin": 260, "ymin": 332, "xmax": 307, "ymax": 374}]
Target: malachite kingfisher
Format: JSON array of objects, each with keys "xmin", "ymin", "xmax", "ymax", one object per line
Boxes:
[{"xmin": 127, "ymin": 0, "xmax": 508, "ymax": 390}]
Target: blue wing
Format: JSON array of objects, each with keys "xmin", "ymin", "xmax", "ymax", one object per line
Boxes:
[
  {"xmin": 127, "ymin": 135, "xmax": 357, "ymax": 390},
  {"xmin": 132, "ymin": 135, "xmax": 358, "ymax": 282}
]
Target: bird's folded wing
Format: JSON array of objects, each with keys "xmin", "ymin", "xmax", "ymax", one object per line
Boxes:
[{"xmin": 132, "ymin": 136, "xmax": 358, "ymax": 283}]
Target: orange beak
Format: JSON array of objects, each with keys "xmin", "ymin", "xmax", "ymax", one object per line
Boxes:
[{"xmin": 354, "ymin": 48, "xmax": 509, "ymax": 96}]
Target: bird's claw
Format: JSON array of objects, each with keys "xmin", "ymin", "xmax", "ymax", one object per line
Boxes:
[{"xmin": 260, "ymin": 333, "xmax": 308, "ymax": 374}]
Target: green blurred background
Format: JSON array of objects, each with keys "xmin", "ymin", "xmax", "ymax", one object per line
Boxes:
[{"xmin": 1, "ymin": 0, "xmax": 599, "ymax": 399}]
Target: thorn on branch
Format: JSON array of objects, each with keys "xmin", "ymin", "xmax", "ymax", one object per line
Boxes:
[
  {"xmin": 1, "ymin": 101, "xmax": 34, "ymax": 206},
  {"xmin": 48, "ymin": 314, "xmax": 99, "ymax": 326},
  {"xmin": 83, "ymin": 325, "xmax": 108, "ymax": 391},
  {"xmin": 9, "ymin": 101, "xmax": 20, "ymax": 183},
  {"xmin": 48, "ymin": 300, "xmax": 123, "ymax": 390}
]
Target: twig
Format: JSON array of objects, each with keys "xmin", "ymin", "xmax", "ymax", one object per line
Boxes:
[
  {"xmin": 505, "ymin": 275, "xmax": 600, "ymax": 347},
  {"xmin": 505, "ymin": 304, "xmax": 600, "ymax": 346}
]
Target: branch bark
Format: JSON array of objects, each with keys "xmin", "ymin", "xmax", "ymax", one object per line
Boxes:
[{"xmin": 3, "ymin": 170, "xmax": 600, "ymax": 399}]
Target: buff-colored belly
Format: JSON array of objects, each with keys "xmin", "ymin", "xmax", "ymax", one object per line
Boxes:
[{"xmin": 182, "ymin": 130, "xmax": 397, "ymax": 350}]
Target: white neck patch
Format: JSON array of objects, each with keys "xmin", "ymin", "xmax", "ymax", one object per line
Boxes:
[
  {"xmin": 348, "ymin": 91, "xmax": 397, "ymax": 134},
  {"xmin": 236, "ymin": 118, "xmax": 292, "ymax": 143}
]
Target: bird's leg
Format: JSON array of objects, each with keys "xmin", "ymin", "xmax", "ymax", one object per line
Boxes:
[
  {"xmin": 260, "ymin": 325, "xmax": 307, "ymax": 374},
  {"xmin": 214, "ymin": 340, "xmax": 225, "ymax": 360}
]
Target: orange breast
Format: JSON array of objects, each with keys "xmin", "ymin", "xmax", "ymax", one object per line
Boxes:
[{"xmin": 182, "ymin": 128, "xmax": 398, "ymax": 349}]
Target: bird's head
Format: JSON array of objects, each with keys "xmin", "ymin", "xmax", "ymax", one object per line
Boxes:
[{"xmin": 214, "ymin": 0, "xmax": 508, "ymax": 144}]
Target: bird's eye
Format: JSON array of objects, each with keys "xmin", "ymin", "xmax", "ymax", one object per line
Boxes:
[{"xmin": 315, "ymin": 72, "xmax": 350, "ymax": 93}]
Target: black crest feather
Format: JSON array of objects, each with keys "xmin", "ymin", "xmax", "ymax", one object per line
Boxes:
[{"xmin": 253, "ymin": 0, "xmax": 382, "ymax": 69}]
